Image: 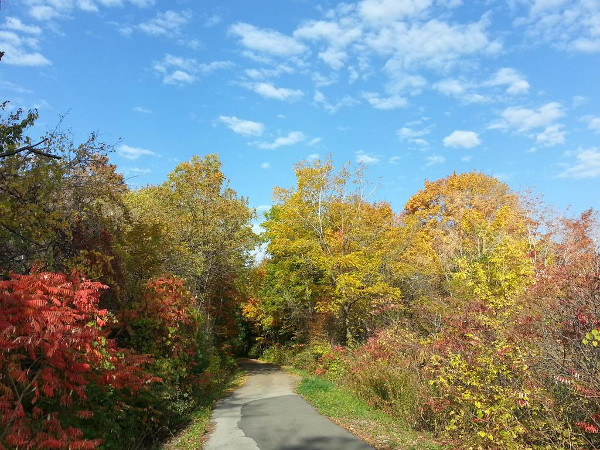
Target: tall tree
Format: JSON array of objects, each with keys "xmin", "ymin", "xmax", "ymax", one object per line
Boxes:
[
  {"xmin": 125, "ymin": 155, "xmax": 256, "ymax": 340},
  {"xmin": 0, "ymin": 106, "xmax": 129, "ymax": 310},
  {"xmin": 398, "ymin": 172, "xmax": 534, "ymax": 319},
  {"xmin": 262, "ymin": 158, "xmax": 400, "ymax": 344}
]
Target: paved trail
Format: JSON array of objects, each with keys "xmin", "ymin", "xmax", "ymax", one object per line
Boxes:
[{"xmin": 204, "ymin": 359, "xmax": 373, "ymax": 450}]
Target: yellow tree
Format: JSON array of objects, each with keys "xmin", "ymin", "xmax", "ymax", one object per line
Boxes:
[
  {"xmin": 399, "ymin": 172, "xmax": 534, "ymax": 316},
  {"xmin": 263, "ymin": 158, "xmax": 400, "ymax": 345}
]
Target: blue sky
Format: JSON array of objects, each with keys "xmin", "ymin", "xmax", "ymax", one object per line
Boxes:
[{"xmin": 1, "ymin": 0, "xmax": 599, "ymax": 218}]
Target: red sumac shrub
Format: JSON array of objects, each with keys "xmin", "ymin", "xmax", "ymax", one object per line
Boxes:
[{"xmin": 0, "ymin": 271, "xmax": 155, "ymax": 449}]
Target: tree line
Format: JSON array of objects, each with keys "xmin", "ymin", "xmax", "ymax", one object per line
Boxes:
[
  {"xmin": 250, "ymin": 158, "xmax": 600, "ymax": 448},
  {"xmin": 0, "ymin": 105, "xmax": 256, "ymax": 448},
  {"xmin": 1, "ymin": 105, "xmax": 599, "ymax": 448}
]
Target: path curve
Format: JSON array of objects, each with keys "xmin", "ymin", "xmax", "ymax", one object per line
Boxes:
[{"xmin": 204, "ymin": 358, "xmax": 373, "ymax": 450}]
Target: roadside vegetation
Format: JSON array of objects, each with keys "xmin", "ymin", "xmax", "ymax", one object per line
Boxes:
[
  {"xmin": 249, "ymin": 160, "xmax": 600, "ymax": 448},
  {"xmin": 2, "ymin": 105, "xmax": 599, "ymax": 449}
]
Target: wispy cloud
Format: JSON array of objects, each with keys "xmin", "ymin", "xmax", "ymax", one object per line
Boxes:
[
  {"xmin": 26, "ymin": 0, "xmax": 154, "ymax": 21},
  {"xmin": 313, "ymin": 91, "xmax": 358, "ymax": 113},
  {"xmin": 249, "ymin": 82, "xmax": 303, "ymax": 100},
  {"xmin": 219, "ymin": 116, "xmax": 265, "ymax": 136},
  {"xmin": 118, "ymin": 144, "xmax": 157, "ymax": 160},
  {"xmin": 4, "ymin": 17, "xmax": 42, "ymax": 35},
  {"xmin": 363, "ymin": 92, "xmax": 407, "ymax": 110},
  {"xmin": 517, "ymin": 0, "xmax": 600, "ymax": 53},
  {"xmin": 491, "ymin": 102, "xmax": 565, "ymax": 133},
  {"xmin": 133, "ymin": 106, "xmax": 152, "ymax": 114},
  {"xmin": 230, "ymin": 22, "xmax": 307, "ymax": 57},
  {"xmin": 363, "ymin": 18, "xmax": 501, "ymax": 72},
  {"xmin": 358, "ymin": 0, "xmax": 431, "ymax": 25},
  {"xmin": 397, "ymin": 124, "xmax": 431, "ymax": 146},
  {"xmin": 586, "ymin": 116, "xmax": 600, "ymax": 133},
  {"xmin": 486, "ymin": 68, "xmax": 530, "ymax": 95},
  {"xmin": 153, "ymin": 54, "xmax": 233, "ymax": 85},
  {"xmin": 0, "ymin": 18, "xmax": 50, "ymax": 66},
  {"xmin": 560, "ymin": 148, "xmax": 600, "ymax": 179},
  {"xmin": 536, "ymin": 124, "xmax": 565, "ymax": 147},
  {"xmin": 355, "ymin": 150, "xmax": 380, "ymax": 164},
  {"xmin": 443, "ymin": 130, "xmax": 481, "ymax": 148},
  {"xmin": 425, "ymin": 154, "xmax": 445, "ymax": 166},
  {"xmin": 256, "ymin": 131, "xmax": 306, "ymax": 149},
  {"xmin": 137, "ymin": 10, "xmax": 191, "ymax": 37}
]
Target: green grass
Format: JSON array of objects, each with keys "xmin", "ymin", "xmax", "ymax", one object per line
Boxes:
[
  {"xmin": 292, "ymin": 369, "xmax": 442, "ymax": 450},
  {"xmin": 160, "ymin": 370, "xmax": 245, "ymax": 450}
]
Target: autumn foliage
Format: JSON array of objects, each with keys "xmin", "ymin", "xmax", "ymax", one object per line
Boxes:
[
  {"xmin": 4, "ymin": 104, "xmax": 599, "ymax": 448},
  {"xmin": 0, "ymin": 270, "xmax": 156, "ymax": 449},
  {"xmin": 252, "ymin": 162, "xmax": 600, "ymax": 448}
]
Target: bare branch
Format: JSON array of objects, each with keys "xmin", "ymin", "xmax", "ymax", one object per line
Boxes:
[{"xmin": 0, "ymin": 138, "xmax": 60, "ymax": 159}]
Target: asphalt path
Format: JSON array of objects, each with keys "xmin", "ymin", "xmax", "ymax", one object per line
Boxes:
[{"xmin": 204, "ymin": 358, "xmax": 373, "ymax": 450}]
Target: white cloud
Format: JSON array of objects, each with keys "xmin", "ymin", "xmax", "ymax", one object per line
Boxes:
[
  {"xmin": 486, "ymin": 68, "xmax": 530, "ymax": 95},
  {"xmin": 123, "ymin": 167, "xmax": 152, "ymax": 175},
  {"xmin": 118, "ymin": 144, "xmax": 157, "ymax": 160},
  {"xmin": 536, "ymin": 124, "xmax": 565, "ymax": 146},
  {"xmin": 256, "ymin": 131, "xmax": 306, "ymax": 149},
  {"xmin": 308, "ymin": 137, "xmax": 323, "ymax": 146},
  {"xmin": 355, "ymin": 150, "xmax": 380, "ymax": 164},
  {"xmin": 388, "ymin": 155, "xmax": 402, "ymax": 164},
  {"xmin": 560, "ymin": 148, "xmax": 600, "ymax": 179},
  {"xmin": 133, "ymin": 106, "xmax": 152, "ymax": 113},
  {"xmin": 138, "ymin": 10, "xmax": 191, "ymax": 36},
  {"xmin": 230, "ymin": 22, "xmax": 306, "ymax": 57},
  {"xmin": 3, "ymin": 17, "xmax": 42, "ymax": 35},
  {"xmin": 204, "ymin": 15, "xmax": 222, "ymax": 27},
  {"xmin": 313, "ymin": 91, "xmax": 358, "ymax": 113},
  {"xmin": 364, "ymin": 18, "xmax": 501, "ymax": 71},
  {"xmin": 433, "ymin": 78, "xmax": 490, "ymax": 104},
  {"xmin": 443, "ymin": 130, "xmax": 481, "ymax": 148},
  {"xmin": 26, "ymin": 0, "xmax": 154, "ymax": 21},
  {"xmin": 164, "ymin": 70, "xmax": 194, "ymax": 85},
  {"xmin": 519, "ymin": 0, "xmax": 600, "ymax": 53},
  {"xmin": 363, "ymin": 92, "xmax": 407, "ymax": 110},
  {"xmin": 359, "ymin": 0, "xmax": 432, "ymax": 24},
  {"xmin": 244, "ymin": 65, "xmax": 295, "ymax": 79},
  {"xmin": 318, "ymin": 48, "xmax": 348, "ymax": 69},
  {"xmin": 153, "ymin": 54, "xmax": 233, "ymax": 85},
  {"xmin": 491, "ymin": 102, "xmax": 565, "ymax": 132},
  {"xmin": 294, "ymin": 20, "xmax": 361, "ymax": 48},
  {"xmin": 219, "ymin": 116, "xmax": 265, "ymax": 136},
  {"xmin": 0, "ymin": 30, "xmax": 50, "ymax": 66},
  {"xmin": 293, "ymin": 19, "xmax": 361, "ymax": 69},
  {"xmin": 261, "ymin": 162, "xmax": 271, "ymax": 169},
  {"xmin": 250, "ymin": 82, "xmax": 303, "ymax": 100},
  {"xmin": 29, "ymin": 5, "xmax": 59, "ymax": 21},
  {"xmin": 426, "ymin": 155, "xmax": 446, "ymax": 166},
  {"xmin": 587, "ymin": 116, "xmax": 600, "ymax": 133},
  {"xmin": 397, "ymin": 125, "xmax": 432, "ymax": 146},
  {"xmin": 397, "ymin": 126, "xmax": 430, "ymax": 140},
  {"xmin": 434, "ymin": 78, "xmax": 465, "ymax": 96},
  {"xmin": 307, "ymin": 153, "xmax": 320, "ymax": 160}
]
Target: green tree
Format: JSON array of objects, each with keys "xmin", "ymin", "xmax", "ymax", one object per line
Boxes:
[
  {"xmin": 0, "ymin": 106, "xmax": 129, "ymax": 312},
  {"xmin": 125, "ymin": 155, "xmax": 256, "ymax": 341}
]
